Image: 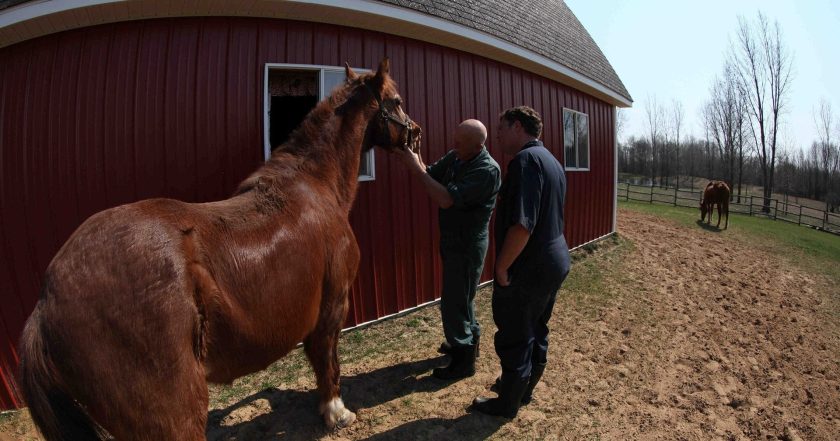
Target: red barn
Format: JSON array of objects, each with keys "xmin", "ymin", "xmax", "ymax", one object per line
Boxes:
[{"xmin": 0, "ymin": 0, "xmax": 632, "ymax": 408}]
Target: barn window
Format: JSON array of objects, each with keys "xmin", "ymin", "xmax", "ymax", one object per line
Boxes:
[
  {"xmin": 563, "ymin": 108, "xmax": 589, "ymax": 171},
  {"xmin": 264, "ymin": 64, "xmax": 375, "ymax": 181}
]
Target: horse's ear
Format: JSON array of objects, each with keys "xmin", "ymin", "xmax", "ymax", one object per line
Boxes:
[
  {"xmin": 375, "ymin": 57, "xmax": 390, "ymax": 79},
  {"xmin": 344, "ymin": 62, "xmax": 357, "ymax": 81}
]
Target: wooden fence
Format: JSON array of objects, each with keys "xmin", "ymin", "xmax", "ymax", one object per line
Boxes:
[{"xmin": 618, "ymin": 182, "xmax": 840, "ymax": 236}]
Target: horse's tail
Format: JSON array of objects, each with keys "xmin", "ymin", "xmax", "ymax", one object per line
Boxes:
[{"xmin": 19, "ymin": 305, "xmax": 107, "ymax": 441}]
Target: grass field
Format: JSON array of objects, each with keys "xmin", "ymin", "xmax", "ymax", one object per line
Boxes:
[{"xmin": 620, "ymin": 200, "xmax": 840, "ymax": 283}]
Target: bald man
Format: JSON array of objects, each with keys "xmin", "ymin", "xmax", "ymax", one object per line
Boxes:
[{"xmin": 398, "ymin": 119, "xmax": 501, "ymax": 380}]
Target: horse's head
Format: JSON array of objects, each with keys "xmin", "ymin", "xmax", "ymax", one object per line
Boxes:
[
  {"xmin": 700, "ymin": 200, "xmax": 708, "ymax": 221},
  {"xmin": 344, "ymin": 58, "xmax": 422, "ymax": 153}
]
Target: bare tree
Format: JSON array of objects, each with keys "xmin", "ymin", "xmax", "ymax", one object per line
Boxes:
[
  {"xmin": 731, "ymin": 12, "xmax": 793, "ymax": 212},
  {"xmin": 671, "ymin": 100, "xmax": 684, "ymax": 187},
  {"xmin": 645, "ymin": 96, "xmax": 664, "ymax": 186},
  {"xmin": 706, "ymin": 62, "xmax": 740, "ymax": 190},
  {"xmin": 616, "ymin": 107, "xmax": 629, "ymax": 143},
  {"xmin": 814, "ymin": 98, "xmax": 836, "ymax": 211},
  {"xmin": 702, "ymin": 108, "xmax": 715, "ymax": 180},
  {"xmin": 735, "ymin": 85, "xmax": 748, "ymax": 203}
]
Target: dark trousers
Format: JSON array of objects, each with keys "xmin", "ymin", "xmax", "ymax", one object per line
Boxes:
[
  {"xmin": 492, "ymin": 262, "xmax": 569, "ymax": 380},
  {"xmin": 440, "ymin": 235, "xmax": 488, "ymax": 347}
]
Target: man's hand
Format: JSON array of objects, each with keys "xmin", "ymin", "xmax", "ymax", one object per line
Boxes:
[
  {"xmin": 495, "ymin": 265, "xmax": 511, "ymax": 286},
  {"xmin": 396, "ymin": 147, "xmax": 425, "ymax": 176},
  {"xmin": 494, "ymin": 224, "xmax": 530, "ymax": 287}
]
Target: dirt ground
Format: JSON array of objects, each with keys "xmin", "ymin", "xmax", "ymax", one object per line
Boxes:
[{"xmin": 2, "ymin": 208, "xmax": 839, "ymax": 440}]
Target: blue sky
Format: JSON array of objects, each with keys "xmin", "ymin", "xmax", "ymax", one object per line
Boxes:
[{"xmin": 565, "ymin": 0, "xmax": 840, "ymax": 152}]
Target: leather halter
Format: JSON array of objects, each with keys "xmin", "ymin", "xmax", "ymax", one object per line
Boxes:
[{"xmin": 364, "ymin": 81, "xmax": 416, "ymax": 150}]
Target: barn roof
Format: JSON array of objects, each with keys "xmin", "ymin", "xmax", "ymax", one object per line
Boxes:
[
  {"xmin": 0, "ymin": 0, "xmax": 631, "ymax": 107},
  {"xmin": 375, "ymin": 0, "xmax": 631, "ymax": 105}
]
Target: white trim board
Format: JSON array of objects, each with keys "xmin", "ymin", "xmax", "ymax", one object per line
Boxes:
[{"xmin": 613, "ymin": 106, "xmax": 618, "ymax": 234}]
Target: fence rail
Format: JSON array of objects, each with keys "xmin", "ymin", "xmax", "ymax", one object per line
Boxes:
[{"xmin": 618, "ymin": 182, "xmax": 840, "ymax": 236}]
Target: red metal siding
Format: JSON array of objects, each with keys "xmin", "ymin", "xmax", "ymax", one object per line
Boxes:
[{"xmin": 0, "ymin": 17, "xmax": 615, "ymax": 408}]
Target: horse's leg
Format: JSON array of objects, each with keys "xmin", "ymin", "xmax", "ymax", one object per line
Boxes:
[
  {"xmin": 724, "ymin": 200, "xmax": 729, "ymax": 229},
  {"xmin": 716, "ymin": 203, "xmax": 722, "ymax": 228},
  {"xmin": 303, "ymin": 291, "xmax": 355, "ymax": 429}
]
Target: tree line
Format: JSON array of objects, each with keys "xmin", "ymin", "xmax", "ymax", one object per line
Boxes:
[{"xmin": 618, "ymin": 12, "xmax": 840, "ymax": 213}]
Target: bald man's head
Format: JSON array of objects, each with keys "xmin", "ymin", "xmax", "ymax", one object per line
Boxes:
[
  {"xmin": 453, "ymin": 119, "xmax": 487, "ymax": 160},
  {"xmin": 458, "ymin": 119, "xmax": 487, "ymax": 146}
]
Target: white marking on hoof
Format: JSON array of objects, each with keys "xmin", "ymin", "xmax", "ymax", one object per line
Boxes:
[{"xmin": 320, "ymin": 397, "xmax": 356, "ymax": 429}]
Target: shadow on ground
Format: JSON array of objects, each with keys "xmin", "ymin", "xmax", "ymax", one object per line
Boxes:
[
  {"xmin": 695, "ymin": 219, "xmax": 724, "ymax": 232},
  {"xmin": 206, "ymin": 356, "xmax": 504, "ymax": 440}
]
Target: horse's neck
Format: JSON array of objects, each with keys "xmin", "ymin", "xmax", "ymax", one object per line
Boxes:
[{"xmin": 260, "ymin": 107, "xmax": 370, "ymax": 212}]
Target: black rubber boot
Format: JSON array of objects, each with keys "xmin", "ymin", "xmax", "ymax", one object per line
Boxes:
[
  {"xmin": 490, "ymin": 363, "xmax": 545, "ymax": 404},
  {"xmin": 432, "ymin": 345, "xmax": 476, "ymax": 380},
  {"xmin": 520, "ymin": 363, "xmax": 546, "ymax": 404},
  {"xmin": 472, "ymin": 374, "xmax": 529, "ymax": 418}
]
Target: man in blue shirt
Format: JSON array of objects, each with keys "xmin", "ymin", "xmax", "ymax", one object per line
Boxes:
[
  {"xmin": 398, "ymin": 120, "xmax": 501, "ymax": 380},
  {"xmin": 473, "ymin": 107, "xmax": 571, "ymax": 417}
]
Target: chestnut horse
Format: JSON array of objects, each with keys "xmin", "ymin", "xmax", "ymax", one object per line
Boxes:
[
  {"xmin": 18, "ymin": 59, "xmax": 420, "ymax": 440},
  {"xmin": 700, "ymin": 180, "xmax": 731, "ymax": 229}
]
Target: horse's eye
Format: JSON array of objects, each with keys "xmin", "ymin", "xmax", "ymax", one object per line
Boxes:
[{"xmin": 395, "ymin": 97, "xmax": 403, "ymax": 106}]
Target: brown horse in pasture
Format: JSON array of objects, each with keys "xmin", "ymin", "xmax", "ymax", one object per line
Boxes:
[
  {"xmin": 700, "ymin": 180, "xmax": 731, "ymax": 229},
  {"xmin": 18, "ymin": 59, "xmax": 420, "ymax": 441}
]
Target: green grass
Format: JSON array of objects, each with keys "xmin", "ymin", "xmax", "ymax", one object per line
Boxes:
[
  {"xmin": 619, "ymin": 200, "xmax": 840, "ymax": 282},
  {"xmin": 562, "ymin": 234, "xmax": 632, "ymax": 317}
]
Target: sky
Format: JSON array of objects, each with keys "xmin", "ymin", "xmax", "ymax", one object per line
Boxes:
[{"xmin": 565, "ymin": 0, "xmax": 840, "ymax": 152}]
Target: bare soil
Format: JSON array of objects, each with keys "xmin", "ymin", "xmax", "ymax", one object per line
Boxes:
[{"xmin": 2, "ymin": 208, "xmax": 839, "ymax": 440}]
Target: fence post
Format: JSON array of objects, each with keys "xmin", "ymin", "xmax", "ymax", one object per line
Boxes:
[
  {"xmin": 798, "ymin": 205, "xmax": 802, "ymax": 226},
  {"xmin": 824, "ymin": 211, "xmax": 828, "ymax": 231},
  {"xmin": 650, "ymin": 185, "xmax": 653, "ymax": 204},
  {"xmin": 774, "ymin": 199, "xmax": 778, "ymax": 220},
  {"xmin": 674, "ymin": 186, "xmax": 678, "ymax": 206},
  {"xmin": 749, "ymin": 195, "xmax": 753, "ymax": 216},
  {"xmin": 626, "ymin": 184, "xmax": 630, "ymax": 201}
]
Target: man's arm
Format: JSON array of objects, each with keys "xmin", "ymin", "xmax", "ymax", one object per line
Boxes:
[
  {"xmin": 494, "ymin": 156, "xmax": 541, "ymax": 286},
  {"xmin": 397, "ymin": 149, "xmax": 454, "ymax": 208},
  {"xmin": 494, "ymin": 224, "xmax": 529, "ymax": 286}
]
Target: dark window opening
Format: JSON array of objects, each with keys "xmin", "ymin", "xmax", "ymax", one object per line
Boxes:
[
  {"xmin": 269, "ymin": 95, "xmax": 317, "ymax": 149},
  {"xmin": 268, "ymin": 70, "xmax": 318, "ymax": 151}
]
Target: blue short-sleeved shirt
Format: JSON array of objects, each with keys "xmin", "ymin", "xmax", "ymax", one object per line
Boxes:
[{"xmin": 495, "ymin": 140, "xmax": 569, "ymax": 272}]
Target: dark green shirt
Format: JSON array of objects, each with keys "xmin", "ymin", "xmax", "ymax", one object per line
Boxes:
[{"xmin": 427, "ymin": 148, "xmax": 501, "ymax": 249}]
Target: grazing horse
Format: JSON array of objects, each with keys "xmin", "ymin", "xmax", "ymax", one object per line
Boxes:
[
  {"xmin": 18, "ymin": 58, "xmax": 420, "ymax": 441},
  {"xmin": 700, "ymin": 180, "xmax": 731, "ymax": 229}
]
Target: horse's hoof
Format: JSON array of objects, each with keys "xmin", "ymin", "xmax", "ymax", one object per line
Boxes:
[
  {"xmin": 321, "ymin": 397, "xmax": 356, "ymax": 429},
  {"xmin": 335, "ymin": 409, "xmax": 356, "ymax": 428}
]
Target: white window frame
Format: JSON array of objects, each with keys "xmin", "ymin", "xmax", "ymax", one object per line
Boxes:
[
  {"xmin": 562, "ymin": 108, "xmax": 590, "ymax": 172},
  {"xmin": 263, "ymin": 63, "xmax": 375, "ymax": 181}
]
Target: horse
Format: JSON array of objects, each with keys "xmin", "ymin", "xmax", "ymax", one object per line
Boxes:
[
  {"xmin": 18, "ymin": 58, "xmax": 420, "ymax": 441},
  {"xmin": 700, "ymin": 180, "xmax": 731, "ymax": 229}
]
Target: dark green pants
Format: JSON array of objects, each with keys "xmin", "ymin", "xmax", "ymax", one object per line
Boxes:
[{"xmin": 440, "ymin": 235, "xmax": 488, "ymax": 348}]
